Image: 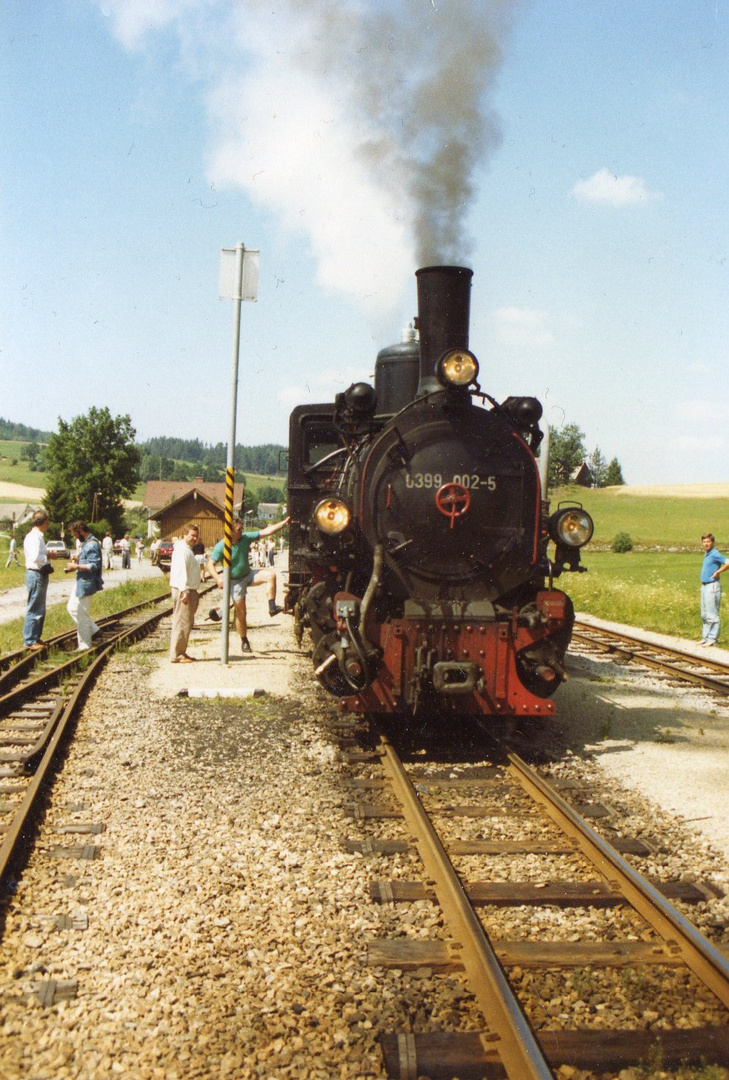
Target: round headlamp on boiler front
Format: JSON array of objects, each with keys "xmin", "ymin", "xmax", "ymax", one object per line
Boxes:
[
  {"xmin": 313, "ymin": 498, "xmax": 351, "ymax": 535},
  {"xmin": 437, "ymin": 349, "xmax": 479, "ymax": 388},
  {"xmin": 549, "ymin": 506, "xmax": 594, "ymax": 548}
]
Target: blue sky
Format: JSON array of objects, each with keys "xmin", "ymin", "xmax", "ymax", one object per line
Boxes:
[{"xmin": 2, "ymin": 0, "xmax": 728, "ymax": 485}]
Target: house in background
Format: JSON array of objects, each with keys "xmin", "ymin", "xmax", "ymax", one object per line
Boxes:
[
  {"xmin": 569, "ymin": 463, "xmax": 593, "ymax": 488},
  {"xmin": 256, "ymin": 502, "xmax": 284, "ymax": 522},
  {"xmin": 0, "ymin": 502, "xmax": 43, "ymax": 531},
  {"xmin": 143, "ymin": 479, "xmax": 244, "ymax": 543},
  {"xmin": 148, "ymin": 488, "xmax": 238, "ymax": 549}
]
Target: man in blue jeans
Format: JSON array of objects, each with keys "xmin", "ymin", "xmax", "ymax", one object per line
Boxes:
[
  {"xmin": 700, "ymin": 532, "xmax": 729, "ymax": 646},
  {"xmin": 22, "ymin": 509, "xmax": 51, "ymax": 650}
]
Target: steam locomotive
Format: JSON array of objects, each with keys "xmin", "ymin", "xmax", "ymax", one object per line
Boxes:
[{"xmin": 285, "ymin": 265, "xmax": 593, "ymax": 722}]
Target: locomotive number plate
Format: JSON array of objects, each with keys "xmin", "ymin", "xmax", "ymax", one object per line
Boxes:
[{"xmin": 405, "ymin": 472, "xmax": 497, "ymax": 491}]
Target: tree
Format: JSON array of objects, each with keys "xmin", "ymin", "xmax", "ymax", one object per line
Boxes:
[
  {"xmin": 257, "ymin": 483, "xmax": 286, "ymax": 503},
  {"xmin": 604, "ymin": 457, "xmax": 626, "ymax": 486},
  {"xmin": 587, "ymin": 447, "xmax": 608, "ymax": 488},
  {"xmin": 548, "ymin": 423, "xmax": 586, "ymax": 487},
  {"xmin": 44, "ymin": 407, "xmax": 140, "ymax": 533}
]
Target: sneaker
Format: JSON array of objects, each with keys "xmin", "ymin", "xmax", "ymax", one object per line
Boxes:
[
  {"xmin": 705, "ymin": 641, "xmax": 716, "ymax": 647},
  {"xmin": 241, "ymin": 637, "xmax": 253, "ymax": 654},
  {"xmin": 268, "ymin": 603, "xmax": 283, "ymax": 617}
]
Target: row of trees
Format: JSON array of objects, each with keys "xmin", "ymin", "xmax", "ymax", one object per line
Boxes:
[
  {"xmin": 26, "ymin": 408, "xmax": 287, "ymax": 535},
  {"xmin": 140, "ymin": 438, "xmax": 285, "ymax": 477},
  {"xmin": 547, "ymin": 423, "xmax": 625, "ymax": 489}
]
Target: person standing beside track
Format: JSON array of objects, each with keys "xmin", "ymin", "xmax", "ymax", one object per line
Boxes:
[
  {"xmin": 699, "ymin": 532, "xmax": 729, "ymax": 646},
  {"xmin": 206, "ymin": 515, "xmax": 290, "ymax": 654},
  {"xmin": 22, "ymin": 509, "xmax": 51, "ymax": 650},
  {"xmin": 169, "ymin": 524, "xmax": 201, "ymax": 664},
  {"xmin": 102, "ymin": 531, "xmax": 113, "ymax": 570},
  {"xmin": 5, "ymin": 534, "xmax": 19, "ymax": 568},
  {"xmin": 65, "ymin": 521, "xmax": 103, "ymax": 651}
]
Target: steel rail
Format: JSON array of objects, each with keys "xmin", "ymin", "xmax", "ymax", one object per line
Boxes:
[
  {"xmin": 0, "ymin": 606, "xmax": 169, "ymax": 894},
  {"xmin": 507, "ymin": 750, "xmax": 729, "ymax": 1009},
  {"xmin": 378, "ymin": 735, "xmax": 556, "ymax": 1080},
  {"xmin": 0, "ymin": 584, "xmax": 216, "ymax": 703},
  {"xmin": 572, "ymin": 622, "xmax": 729, "ymax": 694}
]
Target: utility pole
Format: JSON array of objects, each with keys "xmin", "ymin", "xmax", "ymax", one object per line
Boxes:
[{"xmin": 218, "ymin": 243, "xmax": 260, "ymax": 663}]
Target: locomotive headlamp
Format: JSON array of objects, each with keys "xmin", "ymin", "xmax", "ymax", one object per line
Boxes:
[
  {"xmin": 314, "ymin": 498, "xmax": 351, "ymax": 535},
  {"xmin": 438, "ymin": 349, "xmax": 479, "ymax": 387},
  {"xmin": 549, "ymin": 507, "xmax": 594, "ymax": 548}
]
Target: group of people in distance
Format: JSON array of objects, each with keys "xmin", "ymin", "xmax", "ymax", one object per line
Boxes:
[{"xmin": 17, "ymin": 510, "xmax": 290, "ymax": 661}]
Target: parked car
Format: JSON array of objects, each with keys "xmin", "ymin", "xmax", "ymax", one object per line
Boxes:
[
  {"xmin": 157, "ymin": 539, "xmax": 174, "ymax": 572},
  {"xmin": 46, "ymin": 540, "xmax": 70, "ymax": 559}
]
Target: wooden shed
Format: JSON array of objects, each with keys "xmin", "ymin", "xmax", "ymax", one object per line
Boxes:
[{"xmin": 148, "ymin": 488, "xmax": 229, "ymax": 549}]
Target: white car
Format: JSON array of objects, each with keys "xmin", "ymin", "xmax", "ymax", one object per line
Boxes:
[{"xmin": 46, "ymin": 540, "xmax": 70, "ymax": 559}]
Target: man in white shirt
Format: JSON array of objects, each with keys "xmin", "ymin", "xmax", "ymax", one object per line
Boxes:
[
  {"xmin": 102, "ymin": 532, "xmax": 113, "ymax": 570},
  {"xmin": 169, "ymin": 524, "xmax": 201, "ymax": 664},
  {"xmin": 23, "ymin": 509, "xmax": 50, "ymax": 649}
]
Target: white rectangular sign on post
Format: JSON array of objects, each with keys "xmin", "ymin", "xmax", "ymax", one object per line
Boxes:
[{"xmin": 219, "ymin": 247, "xmax": 260, "ymax": 301}]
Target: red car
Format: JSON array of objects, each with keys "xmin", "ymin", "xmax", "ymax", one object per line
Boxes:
[{"xmin": 156, "ymin": 539, "xmax": 174, "ymax": 571}]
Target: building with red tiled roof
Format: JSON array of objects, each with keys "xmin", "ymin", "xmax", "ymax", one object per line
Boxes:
[{"xmin": 142, "ymin": 479, "xmax": 244, "ymax": 514}]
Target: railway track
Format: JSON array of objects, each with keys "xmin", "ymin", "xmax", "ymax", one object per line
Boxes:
[
  {"xmin": 339, "ymin": 725, "xmax": 729, "ymax": 1079},
  {"xmin": 571, "ymin": 619, "xmax": 729, "ymax": 697},
  {"xmin": 0, "ymin": 591, "xmax": 184, "ymax": 902}
]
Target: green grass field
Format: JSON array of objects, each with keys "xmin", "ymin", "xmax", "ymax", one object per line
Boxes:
[
  {"xmin": 554, "ymin": 485, "xmax": 729, "ymax": 548},
  {"xmin": 0, "ymin": 439, "xmax": 47, "ymax": 491},
  {"xmin": 567, "ymin": 550, "xmax": 704, "ymax": 641}
]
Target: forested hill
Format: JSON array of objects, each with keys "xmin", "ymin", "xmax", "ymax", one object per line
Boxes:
[
  {"xmin": 0, "ymin": 418, "xmax": 51, "ymax": 441},
  {"xmin": 138, "ymin": 437, "xmax": 286, "ymax": 475},
  {"xmin": 0, "ymin": 419, "xmax": 286, "ymax": 477}
]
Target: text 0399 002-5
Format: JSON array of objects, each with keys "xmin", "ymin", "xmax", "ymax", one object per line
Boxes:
[{"xmin": 405, "ymin": 473, "xmax": 497, "ymax": 491}]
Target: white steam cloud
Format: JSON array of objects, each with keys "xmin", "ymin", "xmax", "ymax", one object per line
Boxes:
[{"xmin": 98, "ymin": 0, "xmax": 517, "ymax": 310}]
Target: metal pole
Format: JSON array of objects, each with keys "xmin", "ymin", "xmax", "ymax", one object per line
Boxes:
[{"xmin": 221, "ymin": 242, "xmax": 245, "ymax": 664}]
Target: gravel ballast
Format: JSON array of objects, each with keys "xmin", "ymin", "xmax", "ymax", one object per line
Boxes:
[{"xmin": 1, "ymin": 590, "xmax": 729, "ymax": 1079}]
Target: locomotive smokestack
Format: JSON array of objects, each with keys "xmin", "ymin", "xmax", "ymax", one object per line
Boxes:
[{"xmin": 415, "ymin": 265, "xmax": 473, "ymax": 397}]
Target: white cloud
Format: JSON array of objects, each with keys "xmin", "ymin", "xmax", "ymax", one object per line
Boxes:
[
  {"xmin": 98, "ymin": 0, "xmax": 201, "ymax": 49},
  {"xmin": 207, "ymin": 65, "xmax": 414, "ymax": 313},
  {"xmin": 571, "ymin": 168, "xmax": 660, "ymax": 207},
  {"xmin": 494, "ymin": 307, "xmax": 553, "ymax": 347}
]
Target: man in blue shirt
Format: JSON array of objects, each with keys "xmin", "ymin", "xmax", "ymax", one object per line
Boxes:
[
  {"xmin": 700, "ymin": 533, "xmax": 729, "ymax": 646},
  {"xmin": 65, "ymin": 521, "xmax": 103, "ymax": 651}
]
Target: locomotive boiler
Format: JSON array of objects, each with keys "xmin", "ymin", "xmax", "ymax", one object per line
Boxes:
[{"xmin": 286, "ymin": 265, "xmax": 593, "ymax": 722}]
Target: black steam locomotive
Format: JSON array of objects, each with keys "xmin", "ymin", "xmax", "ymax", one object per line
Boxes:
[{"xmin": 285, "ymin": 266, "xmax": 593, "ymax": 722}]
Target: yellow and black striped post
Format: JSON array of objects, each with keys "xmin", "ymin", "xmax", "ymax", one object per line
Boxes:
[
  {"xmin": 220, "ymin": 467, "xmax": 236, "ymax": 663},
  {"xmin": 224, "ymin": 468, "xmax": 235, "ymax": 567}
]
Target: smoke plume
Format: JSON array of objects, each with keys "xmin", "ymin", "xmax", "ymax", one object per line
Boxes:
[{"xmin": 99, "ymin": 0, "xmax": 516, "ymax": 308}]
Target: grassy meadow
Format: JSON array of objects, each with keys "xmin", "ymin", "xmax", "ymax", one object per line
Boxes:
[
  {"xmin": 0, "ymin": 440, "xmax": 47, "ymax": 490},
  {"xmin": 555, "ymin": 485, "xmax": 729, "ymax": 549},
  {"xmin": 566, "ymin": 551, "xmax": 701, "ymax": 640}
]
